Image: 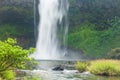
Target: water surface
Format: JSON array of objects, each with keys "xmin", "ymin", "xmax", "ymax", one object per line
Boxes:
[{"xmin": 29, "ymin": 60, "xmax": 120, "ymax": 80}]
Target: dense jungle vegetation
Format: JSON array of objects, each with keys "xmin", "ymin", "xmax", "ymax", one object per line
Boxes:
[
  {"xmin": 0, "ymin": 0, "xmax": 120, "ymax": 58},
  {"xmin": 0, "ymin": 0, "xmax": 35, "ymax": 48},
  {"xmin": 68, "ymin": 0, "xmax": 120, "ymax": 58}
]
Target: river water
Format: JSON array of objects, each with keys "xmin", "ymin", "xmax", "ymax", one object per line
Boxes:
[
  {"xmin": 29, "ymin": 70, "xmax": 120, "ymax": 80},
  {"xmin": 24, "ymin": 60, "xmax": 120, "ymax": 80}
]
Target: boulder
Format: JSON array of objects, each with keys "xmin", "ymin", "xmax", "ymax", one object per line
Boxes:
[{"xmin": 52, "ymin": 65, "xmax": 64, "ymax": 71}]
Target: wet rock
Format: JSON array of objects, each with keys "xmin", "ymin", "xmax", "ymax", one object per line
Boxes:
[{"xmin": 52, "ymin": 65, "xmax": 64, "ymax": 71}]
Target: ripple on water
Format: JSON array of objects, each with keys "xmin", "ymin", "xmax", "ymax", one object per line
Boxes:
[
  {"xmin": 31, "ymin": 70, "xmax": 92, "ymax": 80},
  {"xmin": 27, "ymin": 70, "xmax": 120, "ymax": 80}
]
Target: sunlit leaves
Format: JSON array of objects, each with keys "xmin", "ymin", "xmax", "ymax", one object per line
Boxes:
[{"xmin": 0, "ymin": 38, "xmax": 35, "ymax": 72}]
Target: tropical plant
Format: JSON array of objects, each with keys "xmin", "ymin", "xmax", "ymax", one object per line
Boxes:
[{"xmin": 0, "ymin": 38, "xmax": 35, "ymax": 79}]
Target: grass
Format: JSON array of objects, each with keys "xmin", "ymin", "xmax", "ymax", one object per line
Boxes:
[
  {"xmin": 88, "ymin": 60, "xmax": 120, "ymax": 76},
  {"xmin": 75, "ymin": 59, "xmax": 120, "ymax": 76},
  {"xmin": 75, "ymin": 61, "xmax": 87, "ymax": 72}
]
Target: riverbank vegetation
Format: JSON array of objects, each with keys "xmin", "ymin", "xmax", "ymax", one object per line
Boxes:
[
  {"xmin": 0, "ymin": 38, "xmax": 35, "ymax": 80},
  {"xmin": 76, "ymin": 59, "xmax": 120, "ymax": 76},
  {"xmin": 68, "ymin": 0, "xmax": 120, "ymax": 58},
  {"xmin": 75, "ymin": 61, "xmax": 87, "ymax": 72}
]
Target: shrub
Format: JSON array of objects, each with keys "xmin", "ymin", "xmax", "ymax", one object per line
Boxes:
[
  {"xmin": 0, "ymin": 70, "xmax": 15, "ymax": 80},
  {"xmin": 88, "ymin": 60, "xmax": 120, "ymax": 76},
  {"xmin": 0, "ymin": 24, "xmax": 18, "ymax": 40},
  {"xmin": 0, "ymin": 38, "xmax": 35, "ymax": 80},
  {"xmin": 108, "ymin": 48, "xmax": 120, "ymax": 59},
  {"xmin": 75, "ymin": 61, "xmax": 87, "ymax": 72},
  {"xmin": 68, "ymin": 18, "xmax": 120, "ymax": 58}
]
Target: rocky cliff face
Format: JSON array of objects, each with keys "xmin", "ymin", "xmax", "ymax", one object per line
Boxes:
[
  {"xmin": 0, "ymin": 0, "xmax": 35, "ymax": 48},
  {"xmin": 0, "ymin": 0, "xmax": 33, "ymax": 6},
  {"xmin": 0, "ymin": 0, "xmax": 34, "ymax": 24}
]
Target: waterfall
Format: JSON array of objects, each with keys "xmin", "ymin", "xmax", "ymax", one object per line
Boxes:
[{"xmin": 34, "ymin": 0, "xmax": 69, "ymax": 59}]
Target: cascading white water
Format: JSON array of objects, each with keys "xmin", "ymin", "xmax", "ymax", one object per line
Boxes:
[{"xmin": 34, "ymin": 0, "xmax": 69, "ymax": 59}]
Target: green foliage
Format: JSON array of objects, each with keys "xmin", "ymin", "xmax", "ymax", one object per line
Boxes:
[
  {"xmin": 68, "ymin": 22, "xmax": 103, "ymax": 57},
  {"xmin": 108, "ymin": 48, "xmax": 120, "ymax": 59},
  {"xmin": 0, "ymin": 38, "xmax": 35, "ymax": 79},
  {"xmin": 0, "ymin": 70, "xmax": 15, "ymax": 80},
  {"xmin": 24, "ymin": 58, "xmax": 38, "ymax": 70},
  {"xmin": 68, "ymin": 19, "xmax": 120, "ymax": 58},
  {"xmin": 0, "ymin": 24, "xmax": 18, "ymax": 40},
  {"xmin": 68, "ymin": 0, "xmax": 120, "ymax": 58},
  {"xmin": 0, "ymin": 6, "xmax": 10, "ymax": 11},
  {"xmin": 75, "ymin": 60, "xmax": 120, "ymax": 76},
  {"xmin": 88, "ymin": 60, "xmax": 120, "ymax": 76},
  {"xmin": 75, "ymin": 61, "xmax": 87, "ymax": 72},
  {"xmin": 0, "ymin": 4, "xmax": 34, "ymax": 47},
  {"xmin": 69, "ymin": 0, "xmax": 120, "ymax": 30},
  {"xmin": 0, "ymin": 24, "xmax": 35, "ymax": 48},
  {"xmin": 0, "ymin": 24, "xmax": 34, "ymax": 40}
]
